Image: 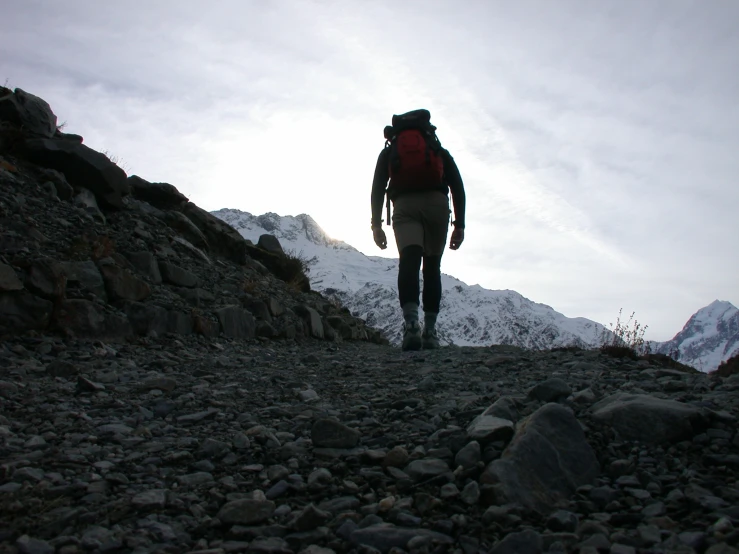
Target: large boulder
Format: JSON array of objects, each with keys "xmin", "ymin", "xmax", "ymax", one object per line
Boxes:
[
  {"xmin": 25, "ymin": 259, "xmax": 67, "ymax": 299},
  {"xmin": 55, "ymin": 299, "xmax": 132, "ymax": 340},
  {"xmin": 128, "ymin": 175, "xmax": 188, "ymax": 209},
  {"xmin": 0, "ymin": 88, "xmax": 57, "ymax": 138},
  {"xmin": 63, "ymin": 260, "xmax": 107, "ymax": 301},
  {"xmin": 98, "ymin": 261, "xmax": 151, "ymax": 302},
  {"xmin": 24, "ymin": 139, "xmax": 129, "ymax": 208},
  {"xmin": 164, "ymin": 211, "xmax": 209, "ymax": 250},
  {"xmin": 0, "ymin": 263, "xmax": 23, "ymax": 292},
  {"xmin": 257, "ymin": 234, "xmax": 284, "ymax": 254},
  {"xmin": 122, "ymin": 302, "xmax": 168, "ymax": 336},
  {"xmin": 158, "ymin": 262, "xmax": 198, "ymax": 288},
  {"xmin": 590, "ymin": 393, "xmax": 709, "ymax": 444},
  {"xmin": 294, "ymin": 305, "xmax": 324, "ymax": 339},
  {"xmin": 215, "ymin": 306, "xmax": 255, "ymax": 339},
  {"xmin": 180, "ymin": 203, "xmax": 248, "ymax": 265},
  {"xmin": 480, "ymin": 403, "xmax": 599, "ymax": 514},
  {"xmin": 0, "ymin": 292, "xmax": 53, "ymax": 334}
]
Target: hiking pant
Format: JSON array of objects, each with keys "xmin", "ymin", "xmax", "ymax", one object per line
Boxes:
[{"xmin": 392, "ymin": 191, "xmax": 450, "ymax": 312}]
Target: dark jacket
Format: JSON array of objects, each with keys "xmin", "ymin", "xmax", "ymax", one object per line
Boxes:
[{"xmin": 371, "ymin": 146, "xmax": 466, "ymax": 228}]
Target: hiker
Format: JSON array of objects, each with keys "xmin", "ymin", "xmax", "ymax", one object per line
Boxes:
[{"xmin": 371, "ymin": 109, "xmax": 466, "ymax": 351}]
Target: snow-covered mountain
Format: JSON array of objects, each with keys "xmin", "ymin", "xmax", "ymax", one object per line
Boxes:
[
  {"xmin": 211, "ymin": 209, "xmax": 738, "ymax": 372},
  {"xmin": 212, "ymin": 209, "xmax": 605, "ymax": 350},
  {"xmin": 650, "ymin": 300, "xmax": 739, "ymax": 372}
]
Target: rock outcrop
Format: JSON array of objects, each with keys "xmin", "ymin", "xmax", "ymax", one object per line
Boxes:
[{"xmin": 0, "ymin": 87, "xmax": 384, "ymax": 346}]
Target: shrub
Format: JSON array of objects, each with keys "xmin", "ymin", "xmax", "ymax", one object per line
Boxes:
[
  {"xmin": 282, "ymin": 248, "xmax": 314, "ymax": 292},
  {"xmin": 598, "ymin": 309, "xmax": 650, "ymax": 359}
]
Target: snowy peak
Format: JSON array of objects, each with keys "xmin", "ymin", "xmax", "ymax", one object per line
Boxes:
[
  {"xmin": 213, "ymin": 209, "xmax": 354, "ymax": 251},
  {"xmin": 652, "ymin": 300, "xmax": 739, "ymax": 372}
]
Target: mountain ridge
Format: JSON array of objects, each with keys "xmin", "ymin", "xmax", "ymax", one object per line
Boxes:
[{"xmin": 212, "ymin": 208, "xmax": 739, "ymax": 372}]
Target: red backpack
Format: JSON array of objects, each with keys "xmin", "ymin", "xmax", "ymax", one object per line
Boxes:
[{"xmin": 384, "ymin": 109, "xmax": 444, "ymax": 190}]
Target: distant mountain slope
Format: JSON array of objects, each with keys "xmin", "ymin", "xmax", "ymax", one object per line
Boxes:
[
  {"xmin": 212, "ymin": 209, "xmax": 738, "ymax": 372},
  {"xmin": 651, "ymin": 300, "xmax": 739, "ymax": 371},
  {"xmin": 212, "ymin": 209, "xmax": 605, "ymax": 349}
]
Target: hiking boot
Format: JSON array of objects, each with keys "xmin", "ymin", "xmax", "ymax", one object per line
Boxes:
[
  {"xmin": 402, "ymin": 321, "xmax": 422, "ymax": 351},
  {"xmin": 422, "ymin": 328, "xmax": 440, "ymax": 349}
]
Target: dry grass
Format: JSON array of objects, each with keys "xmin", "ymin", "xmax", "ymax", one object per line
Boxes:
[{"xmin": 598, "ymin": 309, "xmax": 650, "ymax": 359}]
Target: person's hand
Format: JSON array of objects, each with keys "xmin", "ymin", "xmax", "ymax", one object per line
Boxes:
[
  {"xmin": 449, "ymin": 227, "xmax": 464, "ymax": 250},
  {"xmin": 373, "ymin": 227, "xmax": 387, "ymax": 249}
]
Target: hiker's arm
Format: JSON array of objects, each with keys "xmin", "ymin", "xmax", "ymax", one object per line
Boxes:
[
  {"xmin": 443, "ymin": 150, "xmax": 466, "ymax": 228},
  {"xmin": 371, "ymin": 149, "xmax": 389, "ymax": 227}
]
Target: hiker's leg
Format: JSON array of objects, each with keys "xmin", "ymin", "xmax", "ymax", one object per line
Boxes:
[
  {"xmin": 398, "ymin": 244, "xmax": 423, "ymax": 311},
  {"xmin": 422, "ymin": 254, "xmax": 443, "ymax": 314},
  {"xmin": 398, "ymin": 244, "xmax": 423, "ymax": 351}
]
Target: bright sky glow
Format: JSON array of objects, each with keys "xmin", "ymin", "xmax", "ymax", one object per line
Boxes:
[{"xmin": 2, "ymin": 0, "xmax": 737, "ymax": 340}]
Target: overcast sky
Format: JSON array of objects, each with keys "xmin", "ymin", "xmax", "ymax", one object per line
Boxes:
[{"xmin": 2, "ymin": 0, "xmax": 737, "ymax": 340}]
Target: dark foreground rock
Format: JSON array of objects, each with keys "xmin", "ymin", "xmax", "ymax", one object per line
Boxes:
[{"xmin": 0, "ymin": 337, "xmax": 737, "ymax": 554}]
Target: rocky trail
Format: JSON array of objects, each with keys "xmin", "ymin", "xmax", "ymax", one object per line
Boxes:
[
  {"xmin": 1, "ymin": 335, "xmax": 738, "ymax": 554},
  {"xmin": 1, "ymin": 88, "xmax": 738, "ymax": 554}
]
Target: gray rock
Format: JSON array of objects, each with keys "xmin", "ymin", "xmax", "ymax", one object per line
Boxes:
[
  {"xmin": 291, "ymin": 503, "xmax": 331, "ymax": 532},
  {"xmin": 0, "ymin": 291, "xmax": 53, "ymax": 334},
  {"xmin": 128, "ymin": 175, "xmax": 188, "ymax": 209},
  {"xmin": 131, "ymin": 489, "xmax": 167, "ymax": 509},
  {"xmin": 591, "ymin": 393, "xmax": 709, "ymax": 443},
  {"xmin": 307, "ymin": 468, "xmax": 332, "ymax": 489},
  {"xmin": 56, "ymin": 299, "xmax": 132, "ymax": 339},
  {"xmin": 546, "ymin": 509, "xmax": 579, "ymax": 532},
  {"xmin": 0, "ymin": 88, "xmax": 57, "ymax": 137},
  {"xmin": 126, "ymin": 251, "xmax": 163, "ymax": 284},
  {"xmin": 200, "ymin": 438, "xmax": 230, "ymax": 458},
  {"xmin": 159, "ymin": 261, "xmax": 199, "ymax": 288},
  {"xmin": 299, "ymin": 389, "xmax": 320, "ymax": 402},
  {"xmin": 12, "ymin": 467, "xmax": 45, "ymax": 482},
  {"xmin": 98, "ymin": 261, "xmax": 151, "ymax": 301},
  {"xmin": 383, "ymin": 446, "xmax": 409, "ymax": 468},
  {"xmin": 217, "ymin": 498, "xmax": 276, "ymax": 525},
  {"xmin": 216, "ymin": 305, "xmax": 256, "ymax": 339},
  {"xmin": 529, "ymin": 378, "xmax": 572, "ymax": 402},
  {"xmin": 318, "ymin": 496, "xmax": 360, "ymax": 514},
  {"xmin": 258, "ymin": 234, "xmax": 284, "ymax": 254},
  {"xmin": 349, "ymin": 524, "xmax": 454, "ymax": 552},
  {"xmin": 0, "ymin": 262, "xmax": 23, "ymax": 291},
  {"xmin": 165, "ymin": 210, "xmax": 209, "ymax": 249},
  {"xmin": 25, "ymin": 138, "xmax": 129, "ymax": 208},
  {"xmin": 97, "ymin": 423, "xmax": 133, "ymax": 435},
  {"xmin": 245, "ymin": 537, "xmax": 292, "ymax": 554},
  {"xmin": 461, "ymin": 481, "xmax": 480, "ymax": 505},
  {"xmin": 480, "ymin": 403, "xmax": 599, "ymax": 514},
  {"xmin": 572, "ymin": 388, "xmax": 597, "ymax": 404},
  {"xmin": 311, "ymin": 419, "xmax": 360, "ymax": 448},
  {"xmin": 455, "ymin": 441, "xmax": 482, "ymax": 469},
  {"xmin": 177, "ymin": 472, "xmax": 214, "ymax": 487},
  {"xmin": 25, "ymin": 259, "xmax": 66, "ymax": 299},
  {"xmin": 295, "ymin": 305, "xmax": 324, "ymax": 339},
  {"xmin": 404, "ymin": 458, "xmax": 449, "ymax": 481},
  {"xmin": 63, "ymin": 260, "xmax": 107, "ymax": 300},
  {"xmin": 466, "ymin": 415, "xmax": 514, "ymax": 443},
  {"xmin": 15, "ymin": 534, "xmax": 54, "ymax": 554},
  {"xmin": 491, "ymin": 529, "xmax": 543, "ymax": 554},
  {"xmin": 483, "ymin": 396, "xmax": 520, "ymax": 422},
  {"xmin": 45, "ymin": 360, "xmax": 79, "ymax": 378}
]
